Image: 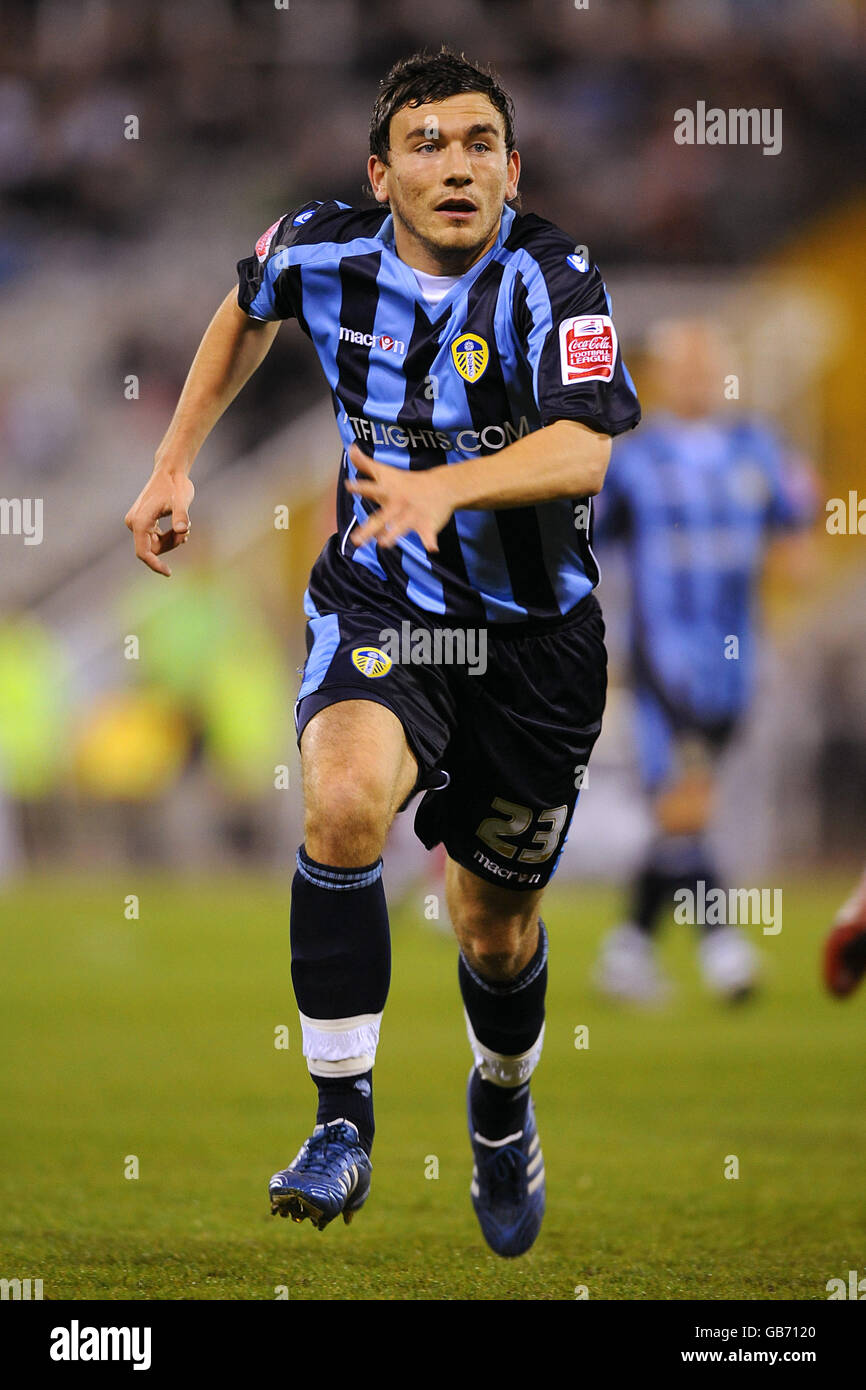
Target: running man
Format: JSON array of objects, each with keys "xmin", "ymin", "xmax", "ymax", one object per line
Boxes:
[{"xmin": 125, "ymin": 49, "xmax": 640, "ymax": 1256}]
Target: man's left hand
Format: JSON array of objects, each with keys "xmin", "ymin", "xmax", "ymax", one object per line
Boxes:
[{"xmin": 345, "ymin": 443, "xmax": 454, "ymax": 553}]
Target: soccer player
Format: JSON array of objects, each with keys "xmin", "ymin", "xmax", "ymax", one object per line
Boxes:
[
  {"xmin": 824, "ymin": 865, "xmax": 866, "ymax": 998},
  {"xmin": 124, "ymin": 49, "xmax": 640, "ymax": 1257},
  {"xmin": 592, "ymin": 319, "xmax": 814, "ymax": 1004}
]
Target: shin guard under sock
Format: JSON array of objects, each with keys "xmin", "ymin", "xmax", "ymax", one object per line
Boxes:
[
  {"xmin": 290, "ymin": 845, "xmax": 390, "ymax": 1154},
  {"xmin": 459, "ymin": 921, "xmax": 547, "ymax": 1140}
]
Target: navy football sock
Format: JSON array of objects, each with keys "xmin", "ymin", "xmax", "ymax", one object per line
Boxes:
[
  {"xmin": 459, "ymin": 921, "xmax": 547, "ymax": 1140},
  {"xmin": 290, "ymin": 845, "xmax": 391, "ymax": 1156},
  {"xmin": 632, "ymin": 835, "xmax": 721, "ymax": 936},
  {"xmin": 632, "ymin": 865, "xmax": 679, "ymax": 935},
  {"xmin": 469, "ymin": 1071, "xmax": 531, "ymax": 1143},
  {"xmin": 313, "ymin": 1070, "xmax": 375, "ymax": 1147}
]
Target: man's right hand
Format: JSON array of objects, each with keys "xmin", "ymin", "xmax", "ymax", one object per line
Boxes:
[
  {"xmin": 124, "ymin": 467, "xmax": 195, "ymax": 577},
  {"xmin": 122, "ymin": 286, "xmax": 280, "ymax": 575}
]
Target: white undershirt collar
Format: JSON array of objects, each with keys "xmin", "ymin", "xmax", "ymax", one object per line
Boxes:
[{"xmin": 411, "ymin": 267, "xmax": 462, "ymax": 306}]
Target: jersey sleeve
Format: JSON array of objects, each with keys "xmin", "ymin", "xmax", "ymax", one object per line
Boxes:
[
  {"xmin": 514, "ymin": 239, "xmax": 641, "ymax": 437},
  {"xmin": 740, "ymin": 422, "xmax": 817, "ymax": 532},
  {"xmin": 591, "ymin": 436, "xmax": 637, "ymax": 543},
  {"xmin": 236, "ymin": 201, "xmax": 323, "ymax": 321},
  {"xmin": 764, "ymin": 441, "xmax": 817, "ymax": 532}
]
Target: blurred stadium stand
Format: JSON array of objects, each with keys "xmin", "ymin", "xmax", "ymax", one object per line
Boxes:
[{"xmin": 0, "ymin": 0, "xmax": 864, "ymax": 877}]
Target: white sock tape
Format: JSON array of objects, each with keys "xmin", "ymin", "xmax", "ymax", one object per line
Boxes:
[
  {"xmin": 464, "ymin": 1011, "xmax": 545, "ymax": 1087},
  {"xmin": 299, "ymin": 1010, "xmax": 383, "ymax": 1076}
]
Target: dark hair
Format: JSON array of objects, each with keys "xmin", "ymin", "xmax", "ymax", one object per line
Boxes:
[{"xmin": 369, "ymin": 47, "xmax": 516, "ymax": 164}]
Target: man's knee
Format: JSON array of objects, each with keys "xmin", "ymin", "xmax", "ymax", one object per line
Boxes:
[
  {"xmin": 448, "ymin": 864, "xmax": 542, "ymax": 981},
  {"xmin": 460, "ymin": 919, "xmax": 540, "ymax": 981},
  {"xmin": 304, "ymin": 775, "xmax": 393, "ymax": 866},
  {"xmin": 654, "ymin": 768, "xmax": 715, "ymax": 836},
  {"xmin": 300, "ymin": 701, "xmax": 417, "ymax": 866}
]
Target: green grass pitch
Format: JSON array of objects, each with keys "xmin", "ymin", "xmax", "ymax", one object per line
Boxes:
[{"xmin": 1, "ymin": 871, "xmax": 864, "ymax": 1301}]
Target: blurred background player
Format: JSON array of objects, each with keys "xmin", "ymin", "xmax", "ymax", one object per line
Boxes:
[
  {"xmin": 592, "ymin": 318, "xmax": 815, "ymax": 1004},
  {"xmin": 824, "ymin": 865, "xmax": 866, "ymax": 998}
]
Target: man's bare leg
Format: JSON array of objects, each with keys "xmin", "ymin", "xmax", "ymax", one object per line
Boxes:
[{"xmin": 301, "ymin": 700, "xmax": 418, "ymax": 864}]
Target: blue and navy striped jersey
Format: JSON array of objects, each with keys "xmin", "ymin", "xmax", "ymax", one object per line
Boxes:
[
  {"xmin": 594, "ymin": 413, "xmax": 814, "ymax": 720},
  {"xmin": 237, "ymin": 199, "xmax": 640, "ymax": 624}
]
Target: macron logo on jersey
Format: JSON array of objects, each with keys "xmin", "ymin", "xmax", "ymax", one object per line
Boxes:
[
  {"xmin": 339, "ymin": 327, "xmax": 406, "ymax": 355},
  {"xmin": 559, "ymin": 314, "xmax": 617, "ymax": 385}
]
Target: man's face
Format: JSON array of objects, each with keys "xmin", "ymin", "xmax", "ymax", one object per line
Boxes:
[
  {"xmin": 650, "ymin": 321, "xmax": 726, "ymax": 419},
  {"xmin": 368, "ymin": 93, "xmax": 520, "ymax": 274}
]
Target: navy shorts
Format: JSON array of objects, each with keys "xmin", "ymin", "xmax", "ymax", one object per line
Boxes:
[{"xmin": 295, "ymin": 544, "xmax": 607, "ymax": 890}]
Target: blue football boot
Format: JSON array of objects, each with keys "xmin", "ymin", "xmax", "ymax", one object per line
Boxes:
[
  {"xmin": 468, "ymin": 1074, "xmax": 545, "ymax": 1257},
  {"xmin": 269, "ymin": 1118, "xmax": 372, "ymax": 1229}
]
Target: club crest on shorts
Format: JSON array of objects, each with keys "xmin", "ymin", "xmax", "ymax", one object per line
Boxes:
[
  {"xmin": 351, "ymin": 646, "xmax": 392, "ymax": 678},
  {"xmin": 451, "ymin": 333, "xmax": 489, "ymax": 383}
]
